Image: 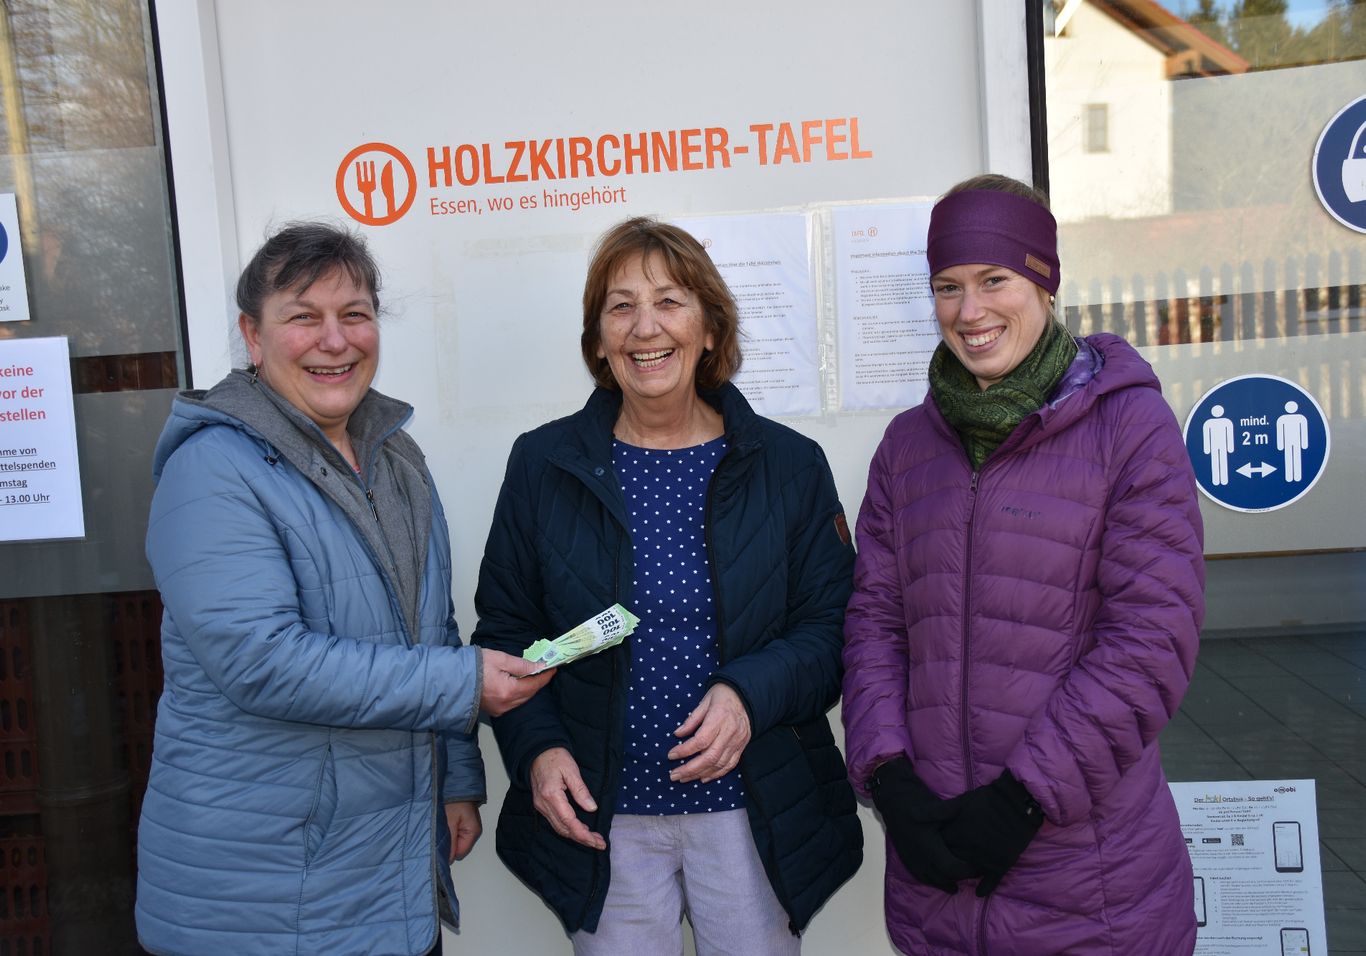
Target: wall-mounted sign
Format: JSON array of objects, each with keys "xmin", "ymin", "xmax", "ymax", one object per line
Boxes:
[
  {"xmin": 332, "ymin": 118, "xmax": 876, "ymax": 228},
  {"xmin": 0, "ymin": 193, "xmax": 33, "ymax": 323},
  {"xmin": 1312, "ymin": 94, "xmax": 1366, "ymax": 234},
  {"xmin": 831, "ymin": 202, "xmax": 937, "ymax": 412},
  {"xmin": 0, "ymin": 336, "xmax": 85, "ymax": 541},
  {"xmin": 1183, "ymin": 375, "xmax": 1329, "ymax": 513},
  {"xmin": 676, "ymin": 212, "xmax": 819, "ymax": 417},
  {"xmin": 1170, "ymin": 780, "xmax": 1327, "ymax": 956}
]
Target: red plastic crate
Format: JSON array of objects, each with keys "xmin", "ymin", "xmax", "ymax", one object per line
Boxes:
[
  {"xmin": 0, "ymin": 603, "xmax": 39, "ymax": 815},
  {"xmin": 0, "ymin": 835, "xmax": 51, "ymax": 955},
  {"xmin": 110, "ymin": 591, "xmax": 164, "ymax": 867}
]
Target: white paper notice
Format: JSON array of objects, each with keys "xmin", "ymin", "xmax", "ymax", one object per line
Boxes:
[
  {"xmin": 0, "ymin": 194, "xmax": 33, "ymax": 323},
  {"xmin": 677, "ymin": 213, "xmax": 819, "ymax": 417},
  {"xmin": 1170, "ymin": 780, "xmax": 1327, "ymax": 956},
  {"xmin": 0, "ymin": 337, "xmax": 86, "ymax": 541},
  {"xmin": 832, "ymin": 203, "xmax": 939, "ymax": 411}
]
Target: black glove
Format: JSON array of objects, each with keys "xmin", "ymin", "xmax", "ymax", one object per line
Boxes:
[
  {"xmin": 940, "ymin": 769, "xmax": 1044, "ymax": 898},
  {"xmin": 871, "ymin": 757, "xmax": 980, "ymax": 895}
]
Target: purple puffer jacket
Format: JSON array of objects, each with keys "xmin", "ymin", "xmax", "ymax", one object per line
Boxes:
[{"xmin": 842, "ymin": 334, "xmax": 1204, "ymax": 956}]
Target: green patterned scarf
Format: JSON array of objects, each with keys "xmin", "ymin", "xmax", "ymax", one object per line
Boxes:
[{"xmin": 929, "ymin": 320, "xmax": 1079, "ymax": 470}]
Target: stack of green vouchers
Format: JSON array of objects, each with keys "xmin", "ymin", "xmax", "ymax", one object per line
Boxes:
[{"xmin": 522, "ymin": 604, "xmax": 640, "ymax": 674}]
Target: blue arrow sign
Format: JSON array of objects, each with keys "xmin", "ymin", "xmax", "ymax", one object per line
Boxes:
[{"xmin": 1183, "ymin": 375, "xmax": 1330, "ymax": 513}]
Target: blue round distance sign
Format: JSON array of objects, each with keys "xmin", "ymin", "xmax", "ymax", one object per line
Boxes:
[
  {"xmin": 1183, "ymin": 375, "xmax": 1330, "ymax": 513},
  {"xmin": 1313, "ymin": 94, "xmax": 1366, "ymax": 233}
]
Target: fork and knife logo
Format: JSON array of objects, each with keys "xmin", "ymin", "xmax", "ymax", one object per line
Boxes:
[
  {"xmin": 335, "ymin": 142, "xmax": 417, "ymax": 226},
  {"xmin": 354, "ymin": 159, "xmax": 395, "ymax": 220}
]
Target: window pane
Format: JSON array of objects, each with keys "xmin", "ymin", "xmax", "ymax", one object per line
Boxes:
[
  {"xmin": 0, "ymin": 1, "xmax": 182, "ymax": 953},
  {"xmin": 1084, "ymin": 102, "xmax": 1109, "ymax": 152},
  {"xmin": 1046, "ymin": 1, "xmax": 1364, "ymax": 345},
  {"xmin": 1044, "ymin": 4, "xmax": 1366, "ymax": 952}
]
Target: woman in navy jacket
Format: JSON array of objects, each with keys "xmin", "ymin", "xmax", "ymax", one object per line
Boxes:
[{"xmin": 473, "ymin": 217, "xmax": 861, "ymax": 953}]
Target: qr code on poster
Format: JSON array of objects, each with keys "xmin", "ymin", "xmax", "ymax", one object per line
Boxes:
[{"xmin": 1232, "ymin": 833, "xmax": 1245, "ymax": 846}]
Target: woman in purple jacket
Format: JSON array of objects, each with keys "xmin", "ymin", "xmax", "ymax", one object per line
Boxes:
[{"xmin": 841, "ymin": 174, "xmax": 1204, "ymax": 956}]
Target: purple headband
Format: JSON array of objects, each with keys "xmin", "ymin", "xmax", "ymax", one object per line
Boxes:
[{"xmin": 926, "ymin": 189, "xmax": 1060, "ymax": 295}]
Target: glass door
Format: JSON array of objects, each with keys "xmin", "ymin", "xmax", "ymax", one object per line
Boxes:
[{"xmin": 0, "ymin": 1, "xmax": 184, "ymax": 952}]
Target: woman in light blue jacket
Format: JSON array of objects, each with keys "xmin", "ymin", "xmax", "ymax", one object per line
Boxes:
[{"xmin": 136, "ymin": 223, "xmax": 551, "ymax": 956}]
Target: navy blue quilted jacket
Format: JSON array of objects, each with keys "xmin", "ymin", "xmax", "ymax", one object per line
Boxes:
[{"xmin": 472, "ymin": 383, "xmax": 862, "ymax": 934}]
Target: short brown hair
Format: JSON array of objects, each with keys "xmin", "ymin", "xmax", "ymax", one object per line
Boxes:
[
  {"xmin": 945, "ymin": 173, "xmax": 1051, "ymax": 209},
  {"xmin": 237, "ymin": 221, "xmax": 381, "ymax": 324},
  {"xmin": 581, "ymin": 217, "xmax": 742, "ymax": 390}
]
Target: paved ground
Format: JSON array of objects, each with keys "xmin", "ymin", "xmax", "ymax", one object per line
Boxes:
[{"xmin": 1163, "ymin": 632, "xmax": 1366, "ymax": 955}]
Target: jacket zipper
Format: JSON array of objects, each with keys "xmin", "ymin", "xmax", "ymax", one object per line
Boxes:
[
  {"xmin": 964, "ymin": 466, "xmax": 992, "ymax": 956},
  {"xmin": 701, "ymin": 444, "xmax": 796, "ymax": 922},
  {"xmin": 345, "ymin": 433, "xmax": 444, "ymax": 937},
  {"xmin": 976, "ymin": 893, "xmax": 992, "ymax": 956},
  {"xmin": 577, "ymin": 464, "xmax": 629, "ymax": 932},
  {"xmin": 428, "ymin": 731, "xmax": 443, "ymax": 941},
  {"xmin": 960, "ymin": 468, "xmax": 981, "ymax": 793},
  {"xmin": 963, "ymin": 447, "xmax": 1020, "ymax": 951},
  {"xmin": 262, "ymin": 410, "xmax": 446, "ymax": 939}
]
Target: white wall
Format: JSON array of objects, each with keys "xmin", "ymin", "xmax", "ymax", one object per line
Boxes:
[{"xmin": 156, "ymin": 1, "xmax": 1032, "ymax": 951}]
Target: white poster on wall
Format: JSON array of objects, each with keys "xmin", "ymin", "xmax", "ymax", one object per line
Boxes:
[
  {"xmin": 0, "ymin": 336, "xmax": 85, "ymax": 541},
  {"xmin": 1170, "ymin": 779, "xmax": 1326, "ymax": 955},
  {"xmin": 676, "ymin": 212, "xmax": 820, "ymax": 418},
  {"xmin": 0, "ymin": 193, "xmax": 33, "ymax": 323},
  {"xmin": 832, "ymin": 203, "xmax": 939, "ymax": 411}
]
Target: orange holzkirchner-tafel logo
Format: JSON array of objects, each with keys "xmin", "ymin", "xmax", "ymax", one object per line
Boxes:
[
  {"xmin": 336, "ymin": 118, "xmax": 876, "ymax": 225},
  {"xmin": 336, "ymin": 143, "xmax": 417, "ymax": 226}
]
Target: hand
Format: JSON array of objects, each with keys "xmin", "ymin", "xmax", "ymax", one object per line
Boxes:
[
  {"xmin": 872, "ymin": 757, "xmax": 979, "ymax": 895},
  {"xmin": 444, "ymin": 801, "xmax": 482, "ymax": 862},
  {"xmin": 940, "ymin": 770, "xmax": 1044, "ymax": 897},
  {"xmin": 529, "ymin": 748, "xmax": 606, "ymax": 850},
  {"xmin": 667, "ymin": 684, "xmax": 751, "ymax": 784},
  {"xmin": 479, "ymin": 649, "xmax": 554, "ymax": 717}
]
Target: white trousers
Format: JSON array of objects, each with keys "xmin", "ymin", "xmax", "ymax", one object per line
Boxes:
[{"xmin": 571, "ymin": 809, "xmax": 801, "ymax": 956}]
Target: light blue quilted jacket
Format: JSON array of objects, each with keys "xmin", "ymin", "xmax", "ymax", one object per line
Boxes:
[{"xmin": 136, "ymin": 371, "xmax": 483, "ymax": 956}]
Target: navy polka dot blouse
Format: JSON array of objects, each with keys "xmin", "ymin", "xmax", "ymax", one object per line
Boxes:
[{"xmin": 612, "ymin": 436, "xmax": 744, "ymax": 815}]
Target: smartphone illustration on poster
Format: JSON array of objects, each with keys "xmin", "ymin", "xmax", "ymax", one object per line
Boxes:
[
  {"xmin": 1280, "ymin": 926, "xmax": 1310, "ymax": 954},
  {"xmin": 1193, "ymin": 875, "xmax": 1207, "ymax": 927},
  {"xmin": 1273, "ymin": 820, "xmax": 1304, "ymax": 873}
]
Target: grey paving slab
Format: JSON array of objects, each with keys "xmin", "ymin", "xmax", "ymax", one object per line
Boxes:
[
  {"xmin": 1183, "ymin": 699, "xmax": 1284, "ymax": 732},
  {"xmin": 1322, "ymin": 842, "xmax": 1350, "ymax": 872},
  {"xmin": 1305, "ymin": 639, "xmax": 1366, "ymax": 669},
  {"xmin": 1265, "ymin": 648, "xmax": 1360, "ymax": 677},
  {"xmin": 1324, "ymin": 869, "xmax": 1366, "ymax": 910},
  {"xmin": 1318, "ymin": 808, "xmax": 1366, "ymax": 839},
  {"xmin": 1325, "ymin": 838, "xmax": 1366, "ymax": 873},
  {"xmin": 1235, "ymin": 756, "xmax": 1341, "ymax": 780},
  {"xmin": 1165, "ymin": 762, "xmax": 1254, "ymax": 782},
  {"xmin": 1322, "ymin": 901, "xmax": 1366, "ymax": 950},
  {"xmin": 1198, "ymin": 649, "xmax": 1287, "ymax": 679},
  {"xmin": 1311, "ymin": 768, "xmax": 1366, "ymax": 810},
  {"xmin": 1217, "ymin": 728, "xmax": 1319, "ymax": 764}
]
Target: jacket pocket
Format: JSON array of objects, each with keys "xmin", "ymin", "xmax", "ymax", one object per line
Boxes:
[
  {"xmin": 303, "ymin": 743, "xmax": 338, "ymax": 865},
  {"xmin": 791, "ymin": 718, "xmax": 858, "ymax": 818}
]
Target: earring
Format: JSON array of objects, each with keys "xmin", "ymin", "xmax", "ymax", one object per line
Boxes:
[{"xmin": 248, "ymin": 363, "xmax": 260, "ymax": 385}]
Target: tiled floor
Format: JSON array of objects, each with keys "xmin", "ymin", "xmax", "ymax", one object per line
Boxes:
[{"xmin": 1163, "ymin": 632, "xmax": 1366, "ymax": 955}]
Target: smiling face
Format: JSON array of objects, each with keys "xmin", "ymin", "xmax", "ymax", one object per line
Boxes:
[
  {"xmin": 239, "ymin": 268, "xmax": 378, "ymax": 443},
  {"xmin": 597, "ymin": 252, "xmax": 715, "ymax": 413},
  {"xmin": 931, "ymin": 263, "xmax": 1051, "ymax": 390}
]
